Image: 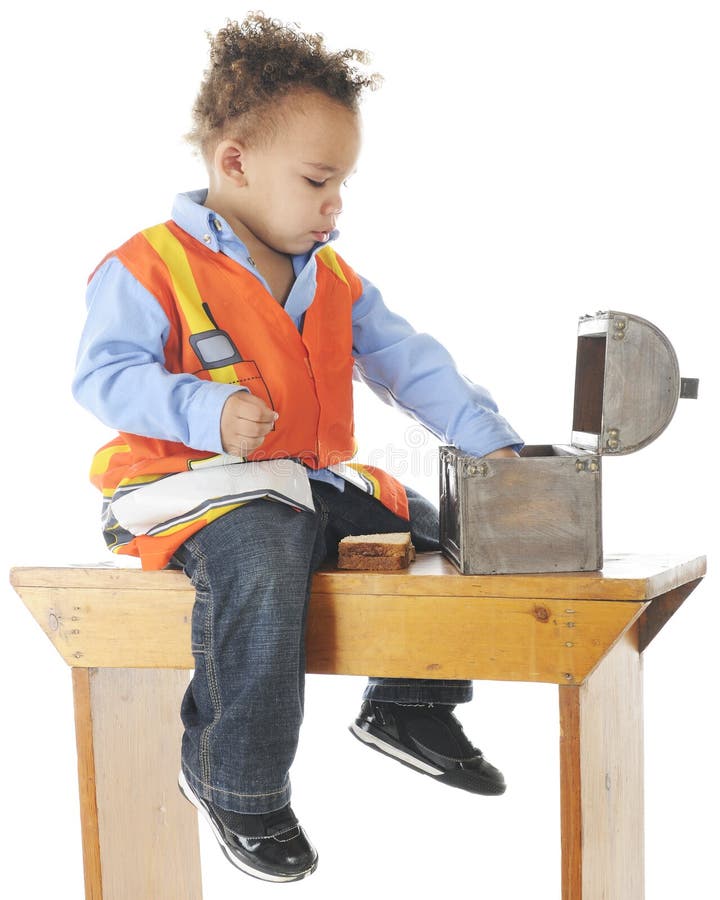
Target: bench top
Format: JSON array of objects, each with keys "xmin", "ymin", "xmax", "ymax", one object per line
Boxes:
[
  {"xmin": 10, "ymin": 551, "xmax": 707, "ymax": 601},
  {"xmin": 9, "ymin": 553, "xmax": 706, "ymax": 683}
]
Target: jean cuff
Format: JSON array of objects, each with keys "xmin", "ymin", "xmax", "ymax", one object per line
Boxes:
[
  {"xmin": 180, "ymin": 763, "xmax": 292, "ymax": 815},
  {"xmin": 362, "ymin": 677, "xmax": 473, "ymax": 705}
]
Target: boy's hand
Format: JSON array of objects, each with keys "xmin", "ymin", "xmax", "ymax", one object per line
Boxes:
[
  {"xmin": 483, "ymin": 446, "xmax": 520, "ymax": 459},
  {"xmin": 220, "ymin": 391, "xmax": 278, "ymax": 457}
]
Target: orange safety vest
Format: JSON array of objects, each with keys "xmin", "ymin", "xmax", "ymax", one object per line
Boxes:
[{"xmin": 89, "ymin": 221, "xmax": 409, "ymax": 569}]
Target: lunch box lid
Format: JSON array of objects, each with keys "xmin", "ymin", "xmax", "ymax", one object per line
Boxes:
[{"xmin": 571, "ymin": 310, "xmax": 698, "ymax": 455}]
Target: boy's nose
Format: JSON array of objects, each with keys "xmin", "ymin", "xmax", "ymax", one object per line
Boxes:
[{"xmin": 320, "ymin": 197, "xmax": 343, "ymax": 217}]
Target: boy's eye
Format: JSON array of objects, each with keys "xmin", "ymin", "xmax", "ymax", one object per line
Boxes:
[{"xmin": 305, "ymin": 177, "xmax": 326, "ymax": 188}]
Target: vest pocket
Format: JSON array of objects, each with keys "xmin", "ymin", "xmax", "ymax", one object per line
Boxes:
[{"xmin": 222, "ymin": 359, "xmax": 274, "ymax": 411}]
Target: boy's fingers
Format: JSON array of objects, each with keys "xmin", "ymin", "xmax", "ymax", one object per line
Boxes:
[
  {"xmin": 229, "ymin": 391, "xmax": 278, "ymax": 423},
  {"xmin": 220, "ymin": 391, "xmax": 278, "ymax": 456},
  {"xmin": 233, "ymin": 410, "xmax": 278, "ymax": 432},
  {"xmin": 243, "ymin": 406, "xmax": 279, "ymax": 425},
  {"xmin": 230, "ymin": 418, "xmax": 274, "ymax": 439}
]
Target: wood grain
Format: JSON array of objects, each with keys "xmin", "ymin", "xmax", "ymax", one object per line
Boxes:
[
  {"xmin": 84, "ymin": 668, "xmax": 202, "ymax": 900},
  {"xmin": 10, "ymin": 554, "xmax": 704, "ymax": 681},
  {"xmin": 444, "ymin": 446, "xmax": 603, "ymax": 575},
  {"xmin": 638, "ymin": 577, "xmax": 702, "ymax": 652},
  {"xmin": 305, "ymin": 593, "xmax": 646, "ymax": 684},
  {"xmin": 560, "ymin": 623, "xmax": 644, "ymax": 899},
  {"xmin": 72, "ymin": 668, "xmax": 103, "ymax": 900},
  {"xmin": 9, "ymin": 552, "xmax": 707, "ymax": 599},
  {"xmin": 12, "ymin": 582, "xmax": 646, "ymax": 683},
  {"xmin": 8, "ymin": 553, "xmax": 704, "ymax": 900}
]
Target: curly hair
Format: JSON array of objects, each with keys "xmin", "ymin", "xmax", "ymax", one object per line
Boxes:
[{"xmin": 188, "ymin": 12, "xmax": 381, "ymax": 158}]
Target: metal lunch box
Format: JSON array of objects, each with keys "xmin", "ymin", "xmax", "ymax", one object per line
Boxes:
[{"xmin": 439, "ymin": 310, "xmax": 699, "ymax": 574}]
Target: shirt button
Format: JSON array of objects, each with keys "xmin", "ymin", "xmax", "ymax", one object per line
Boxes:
[
  {"xmin": 213, "ymin": 219, "xmax": 223, "ymax": 231},
  {"xmin": 203, "ymin": 234, "xmax": 212, "ymax": 244}
]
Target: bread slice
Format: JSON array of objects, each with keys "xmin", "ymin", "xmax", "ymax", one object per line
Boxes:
[{"xmin": 337, "ymin": 532, "xmax": 416, "ymax": 570}]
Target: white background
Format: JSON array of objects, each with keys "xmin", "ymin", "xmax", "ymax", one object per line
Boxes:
[{"xmin": 1, "ymin": 2, "xmax": 717, "ymax": 897}]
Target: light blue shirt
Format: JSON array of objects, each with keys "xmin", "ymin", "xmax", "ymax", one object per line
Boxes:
[{"xmin": 73, "ymin": 190, "xmax": 522, "ymax": 490}]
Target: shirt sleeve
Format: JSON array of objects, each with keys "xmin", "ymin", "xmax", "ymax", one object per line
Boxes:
[
  {"xmin": 72, "ymin": 257, "xmax": 243, "ymax": 453},
  {"xmin": 351, "ymin": 276, "xmax": 523, "ymax": 457}
]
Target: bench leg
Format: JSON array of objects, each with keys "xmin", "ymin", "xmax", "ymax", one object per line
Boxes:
[
  {"xmin": 72, "ymin": 667, "xmax": 203, "ymax": 900},
  {"xmin": 559, "ymin": 623, "xmax": 644, "ymax": 900}
]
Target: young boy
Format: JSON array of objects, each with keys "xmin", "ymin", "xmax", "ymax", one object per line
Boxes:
[{"xmin": 73, "ymin": 13, "xmax": 522, "ymax": 884}]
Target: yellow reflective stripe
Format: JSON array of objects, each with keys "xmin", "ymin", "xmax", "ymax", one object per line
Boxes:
[
  {"xmin": 204, "ymin": 362, "xmax": 238, "ymax": 383},
  {"xmin": 100, "ymin": 472, "xmax": 168, "ymax": 499},
  {"xmin": 141, "ymin": 225, "xmax": 238, "ymax": 384},
  {"xmin": 90, "ymin": 442, "xmax": 131, "ymax": 479},
  {"xmin": 142, "ymin": 225, "xmax": 211, "ymax": 333},
  {"xmin": 317, "ymin": 246, "xmax": 348, "ymax": 285},
  {"xmin": 187, "ymin": 454, "xmax": 225, "ymax": 470},
  {"xmin": 148, "ymin": 501, "xmax": 248, "ymax": 538},
  {"xmin": 347, "ymin": 463, "xmax": 382, "ymax": 499},
  {"xmin": 117, "ymin": 473, "xmax": 170, "ymax": 488}
]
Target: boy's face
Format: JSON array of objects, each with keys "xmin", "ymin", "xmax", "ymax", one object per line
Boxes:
[{"xmin": 219, "ymin": 92, "xmax": 362, "ymax": 256}]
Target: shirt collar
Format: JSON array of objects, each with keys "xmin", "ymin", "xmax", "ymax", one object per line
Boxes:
[
  {"xmin": 172, "ymin": 189, "xmax": 225, "ymax": 252},
  {"xmin": 171, "ymin": 189, "xmax": 340, "ymax": 260}
]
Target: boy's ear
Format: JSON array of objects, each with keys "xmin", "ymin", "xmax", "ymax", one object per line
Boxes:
[{"xmin": 214, "ymin": 140, "xmax": 248, "ymax": 185}]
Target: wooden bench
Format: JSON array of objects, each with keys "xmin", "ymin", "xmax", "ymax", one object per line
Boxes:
[{"xmin": 10, "ymin": 552, "xmax": 705, "ymax": 900}]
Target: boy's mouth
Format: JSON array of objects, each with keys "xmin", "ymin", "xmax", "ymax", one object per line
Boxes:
[{"xmin": 311, "ymin": 231, "xmax": 329, "ymax": 242}]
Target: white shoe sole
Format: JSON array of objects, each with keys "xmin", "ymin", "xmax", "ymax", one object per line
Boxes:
[{"xmin": 349, "ymin": 722, "xmax": 444, "ymax": 776}]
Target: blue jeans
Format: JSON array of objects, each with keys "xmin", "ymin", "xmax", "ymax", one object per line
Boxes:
[{"xmin": 172, "ymin": 479, "xmax": 472, "ymax": 814}]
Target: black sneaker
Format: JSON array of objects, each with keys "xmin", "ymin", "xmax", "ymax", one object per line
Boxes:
[
  {"xmin": 178, "ymin": 770, "xmax": 318, "ymax": 882},
  {"xmin": 349, "ymin": 700, "xmax": 507, "ymax": 796}
]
